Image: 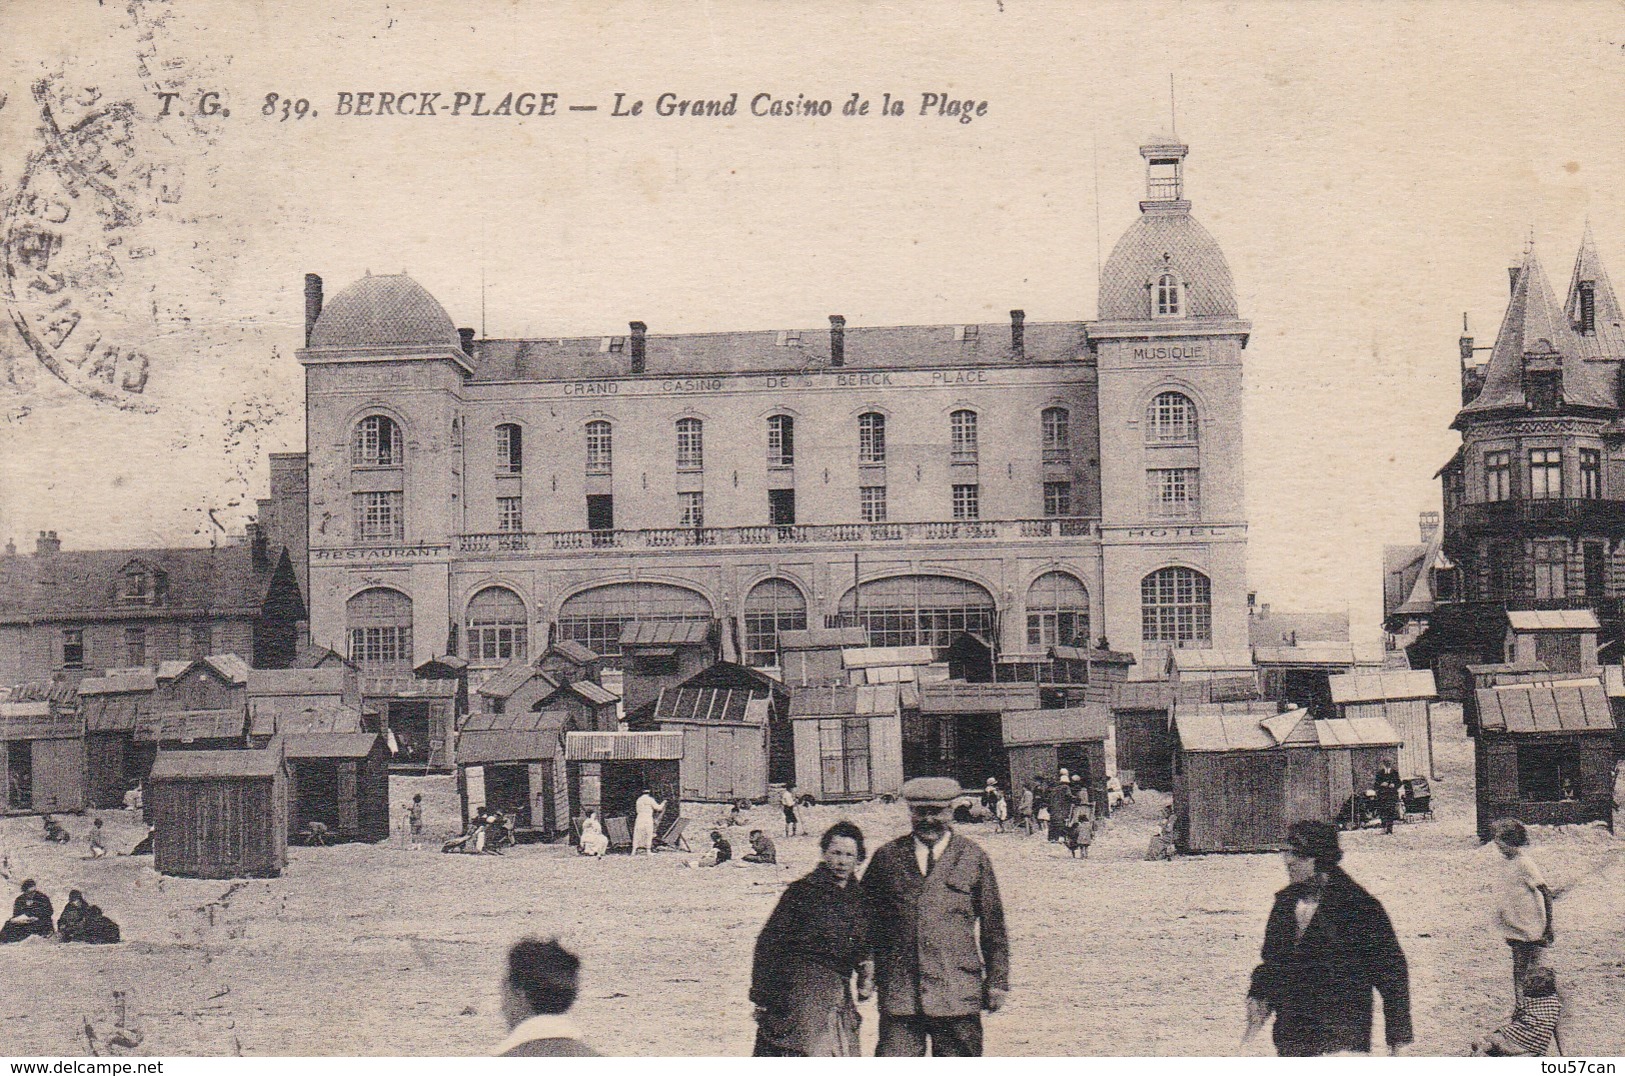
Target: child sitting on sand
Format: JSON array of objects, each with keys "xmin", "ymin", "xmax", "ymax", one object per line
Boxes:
[{"xmin": 1471, "ymin": 966, "xmax": 1562, "ymax": 1056}]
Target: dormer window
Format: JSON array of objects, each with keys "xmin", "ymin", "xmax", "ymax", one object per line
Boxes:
[
  {"xmin": 600, "ymin": 336, "xmax": 625, "ymax": 353},
  {"xmin": 1525, "ymin": 370, "xmax": 1561, "ymax": 412},
  {"xmin": 954, "ymin": 324, "xmax": 980, "ymax": 342},
  {"xmin": 1154, "ymin": 273, "xmax": 1183, "ymax": 318},
  {"xmin": 775, "ymin": 330, "xmax": 803, "ymax": 346},
  {"xmin": 121, "ymin": 564, "xmax": 162, "ymax": 605}
]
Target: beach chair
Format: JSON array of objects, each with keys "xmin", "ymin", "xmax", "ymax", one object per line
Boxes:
[
  {"xmin": 656, "ymin": 816, "xmax": 692, "ymax": 852},
  {"xmin": 604, "ymin": 815, "xmax": 633, "ymax": 851}
]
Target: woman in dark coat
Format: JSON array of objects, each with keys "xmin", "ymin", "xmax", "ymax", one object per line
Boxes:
[
  {"xmin": 56, "ymin": 890, "xmax": 91, "ymax": 941},
  {"xmin": 749, "ymin": 820, "xmax": 873, "ymax": 1056},
  {"xmin": 1245, "ymin": 821, "xmax": 1413, "ymax": 1056},
  {"xmin": 0, "ymin": 880, "xmax": 55, "ymax": 943}
]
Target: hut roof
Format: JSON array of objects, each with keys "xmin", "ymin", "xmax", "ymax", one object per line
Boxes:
[
  {"xmin": 149, "ymin": 745, "xmax": 284, "ymax": 780},
  {"xmin": 1464, "ymin": 660, "xmax": 1549, "ymax": 676},
  {"xmin": 477, "ymin": 662, "xmax": 557, "ymax": 700},
  {"xmin": 5, "ymin": 681, "xmax": 78, "ymax": 705},
  {"xmin": 620, "ymin": 621, "xmax": 711, "ymax": 647},
  {"xmin": 1169, "ymin": 649, "xmax": 1255, "ymax": 673},
  {"xmin": 155, "ymin": 660, "xmax": 192, "ymax": 681},
  {"xmin": 653, "ymin": 686, "xmax": 769, "ymax": 725},
  {"xmin": 248, "ymin": 701, "xmax": 365, "ymax": 738},
  {"xmin": 1476, "ymin": 680, "xmax": 1616, "ymax": 734},
  {"xmin": 361, "ymin": 676, "xmax": 459, "ymax": 699},
  {"xmin": 545, "ymin": 639, "xmax": 600, "ymax": 664},
  {"xmin": 1050, "ymin": 645, "xmax": 1136, "ymax": 665},
  {"xmin": 917, "ymin": 680, "xmax": 1041, "ymax": 714},
  {"xmin": 201, "ymin": 654, "xmax": 251, "ymax": 684},
  {"xmin": 1001, "ymin": 705, "xmax": 1110, "ymax": 746},
  {"xmin": 137, "ymin": 708, "xmax": 246, "ymax": 742},
  {"xmin": 1175, "ymin": 675, "xmax": 1262, "ymax": 705},
  {"xmin": 1603, "ymin": 665, "xmax": 1625, "ymax": 698},
  {"xmin": 0, "ymin": 703, "xmax": 78, "ymax": 740},
  {"xmin": 246, "ymin": 667, "xmax": 348, "ymax": 696},
  {"xmin": 1176, "ymin": 711, "xmax": 1279, "ymax": 753},
  {"xmin": 83, "ymin": 694, "xmax": 142, "ymax": 732},
  {"xmin": 1111, "ymin": 680, "xmax": 1173, "ymax": 712},
  {"xmin": 842, "ymin": 646, "xmax": 936, "ymax": 669},
  {"xmin": 285, "ymin": 732, "xmax": 381, "ymax": 759},
  {"xmin": 291, "ymin": 644, "xmax": 350, "ymax": 669},
  {"xmin": 1329, "ymin": 670, "xmax": 1438, "ymax": 704},
  {"xmin": 564, "ymin": 730, "xmax": 684, "ymax": 761},
  {"xmin": 459, "ymin": 710, "xmax": 567, "ymax": 764},
  {"xmin": 789, "ymin": 684, "xmax": 901, "ymax": 718},
  {"xmin": 76, "ymin": 670, "xmax": 157, "ymax": 696},
  {"xmin": 552, "ymin": 679, "xmax": 618, "ymax": 706},
  {"xmin": 1259, "ymin": 708, "xmax": 1314, "ymax": 745},
  {"xmin": 1314, "ymin": 717, "xmax": 1403, "ymax": 747},
  {"xmin": 1253, "ymin": 643, "xmax": 1384, "ymax": 668},
  {"xmin": 415, "ymin": 654, "xmax": 469, "ymax": 675},
  {"xmin": 1505, "ymin": 610, "xmax": 1601, "ymax": 632},
  {"xmin": 778, "ymin": 627, "xmax": 869, "ymax": 651}
]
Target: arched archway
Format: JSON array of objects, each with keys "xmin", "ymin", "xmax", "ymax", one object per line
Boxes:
[
  {"xmin": 836, "ymin": 574, "xmax": 996, "ymax": 653},
  {"xmin": 466, "ymin": 586, "xmax": 528, "ymax": 664},
  {"xmin": 556, "ymin": 581, "xmax": 712, "ymax": 657},
  {"xmin": 1141, "ymin": 567, "xmax": 1212, "ymax": 647},
  {"xmin": 1026, "ymin": 571, "xmax": 1090, "ymax": 649},
  {"xmin": 742, "ymin": 578, "xmax": 808, "ymax": 667}
]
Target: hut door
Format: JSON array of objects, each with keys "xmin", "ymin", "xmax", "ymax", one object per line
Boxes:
[
  {"xmin": 1325, "ymin": 748, "xmax": 1355, "ymax": 821},
  {"xmin": 1224, "ymin": 753, "xmax": 1286, "ymax": 850},
  {"xmin": 707, "ymin": 727, "xmax": 736, "ymax": 802},
  {"xmin": 1535, "ymin": 634, "xmax": 1582, "ymax": 674},
  {"xmin": 337, "ymin": 762, "xmax": 359, "ymax": 835},
  {"xmin": 31, "ymin": 739, "xmax": 85, "ymax": 813}
]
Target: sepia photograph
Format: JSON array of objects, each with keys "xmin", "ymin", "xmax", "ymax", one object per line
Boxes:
[{"xmin": 0, "ymin": 0, "xmax": 1621, "ymax": 1061}]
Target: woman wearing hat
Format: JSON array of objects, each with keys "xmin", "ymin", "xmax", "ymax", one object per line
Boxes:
[{"xmin": 1244, "ymin": 821, "xmax": 1413, "ymax": 1056}]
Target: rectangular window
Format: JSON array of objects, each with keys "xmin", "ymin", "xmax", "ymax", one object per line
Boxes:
[
  {"xmin": 1517, "ymin": 743, "xmax": 1581, "ymax": 803},
  {"xmin": 676, "ymin": 420, "xmax": 704, "ymax": 472},
  {"xmin": 1581, "ymin": 449, "xmax": 1602, "ymax": 500},
  {"xmin": 497, "ymin": 496, "xmax": 524, "ymax": 533},
  {"xmin": 192, "ymin": 623, "xmax": 212, "ymax": 658},
  {"xmin": 1584, "ymin": 542, "xmax": 1607, "ymax": 598},
  {"xmin": 587, "ymin": 494, "xmax": 615, "ymax": 540},
  {"xmin": 679, "ymin": 491, "xmax": 704, "ymax": 528},
  {"xmin": 860, "ymin": 485, "xmax": 888, "ymax": 523},
  {"xmin": 1042, "ymin": 409, "xmax": 1071, "ymax": 464},
  {"xmin": 1529, "ymin": 448, "xmax": 1562, "ymax": 500},
  {"xmin": 1526, "ymin": 371, "xmax": 1561, "ymax": 412},
  {"xmin": 1533, "ymin": 539, "xmax": 1567, "ymax": 600},
  {"xmin": 496, "ymin": 425, "xmax": 523, "ymax": 475},
  {"xmin": 819, "ymin": 717, "xmax": 871, "ymax": 797},
  {"xmin": 1483, "ymin": 450, "xmax": 1511, "ymax": 502},
  {"xmin": 1490, "ymin": 540, "xmax": 1518, "ymax": 599},
  {"xmin": 952, "ymin": 483, "xmax": 980, "ymax": 520},
  {"xmin": 354, "ymin": 491, "xmax": 404, "ymax": 542},
  {"xmin": 586, "ymin": 423, "xmax": 613, "ymax": 475},
  {"xmin": 61, "ymin": 628, "xmax": 84, "ymax": 669},
  {"xmin": 769, "ymin": 488, "xmax": 796, "ymax": 526},
  {"xmin": 950, "ymin": 411, "xmax": 979, "ymax": 463},
  {"xmin": 470, "ymin": 625, "xmax": 527, "ymax": 663},
  {"xmin": 1149, "ymin": 468, "xmax": 1200, "ymax": 518},
  {"xmin": 1044, "ymin": 481, "xmax": 1073, "ymax": 518},
  {"xmin": 349, "ymin": 626, "xmax": 411, "ymax": 665},
  {"xmin": 767, "ymin": 415, "xmax": 795, "ymax": 468},
  {"xmin": 124, "ymin": 627, "xmax": 146, "ymax": 667},
  {"xmin": 858, "ymin": 413, "xmax": 886, "ymax": 465}
]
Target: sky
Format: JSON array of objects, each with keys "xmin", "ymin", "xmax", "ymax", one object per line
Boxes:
[{"xmin": 3, "ymin": 0, "xmax": 1625, "ymax": 642}]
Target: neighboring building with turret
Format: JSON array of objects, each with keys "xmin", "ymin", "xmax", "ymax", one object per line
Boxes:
[
  {"xmin": 291, "ymin": 140, "xmax": 1252, "ymax": 708},
  {"xmin": 1411, "ymin": 230, "xmax": 1625, "ymax": 695}
]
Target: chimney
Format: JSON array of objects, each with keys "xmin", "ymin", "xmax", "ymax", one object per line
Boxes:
[
  {"xmin": 246, "ymin": 521, "xmax": 269, "ymax": 570},
  {"xmin": 829, "ymin": 315, "xmax": 846, "ymax": 367},
  {"xmin": 1508, "ymin": 266, "xmax": 1521, "ymax": 295},
  {"xmin": 1010, "ymin": 309, "xmax": 1025, "ymax": 354},
  {"xmin": 303, "ymin": 273, "xmax": 323, "ymax": 346},
  {"xmin": 1419, "ymin": 510, "xmax": 1440, "ymax": 543},
  {"xmin": 629, "ymin": 321, "xmax": 647, "ymax": 374},
  {"xmin": 458, "ymin": 327, "xmax": 475, "ymax": 356},
  {"xmin": 35, "ymin": 530, "xmax": 60, "ymax": 555}
]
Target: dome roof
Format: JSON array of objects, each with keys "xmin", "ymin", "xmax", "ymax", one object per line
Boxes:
[
  {"xmin": 1098, "ymin": 207, "xmax": 1237, "ymax": 320},
  {"xmin": 308, "ymin": 273, "xmax": 460, "ymax": 350}
]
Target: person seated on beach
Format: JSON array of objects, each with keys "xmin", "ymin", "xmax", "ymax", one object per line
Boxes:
[
  {"xmin": 578, "ymin": 811, "xmax": 609, "ymax": 857},
  {"xmin": 741, "ymin": 829, "xmax": 777, "ymax": 864},
  {"xmin": 1107, "ymin": 775, "xmax": 1123, "ymax": 810},
  {"xmin": 701, "ymin": 830, "xmax": 733, "ymax": 866},
  {"xmin": 0, "ymin": 879, "xmax": 55, "ymax": 943},
  {"xmin": 87, "ymin": 818, "xmax": 108, "ymax": 859},
  {"xmin": 56, "ymin": 889, "xmax": 91, "ymax": 941},
  {"xmin": 41, "ymin": 815, "xmax": 70, "ymax": 844},
  {"xmin": 122, "ymin": 785, "xmax": 143, "ymax": 812},
  {"xmin": 728, "ymin": 801, "xmax": 746, "ymax": 827},
  {"xmin": 129, "ymin": 827, "xmax": 154, "ymax": 857},
  {"xmin": 303, "ymin": 820, "xmax": 331, "ymax": 846},
  {"xmin": 1472, "ymin": 966, "xmax": 1562, "ymax": 1056},
  {"xmin": 78, "ymin": 905, "xmax": 120, "ymax": 945}
]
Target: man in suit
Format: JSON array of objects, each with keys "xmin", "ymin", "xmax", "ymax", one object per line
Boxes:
[
  {"xmin": 491, "ymin": 937, "xmax": 599, "ymax": 1056},
  {"xmin": 861, "ymin": 777, "xmax": 1010, "ymax": 1056}
]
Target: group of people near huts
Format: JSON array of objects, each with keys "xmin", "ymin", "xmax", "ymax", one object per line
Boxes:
[
  {"xmin": 443, "ymin": 803, "xmax": 517, "ymax": 855},
  {"xmin": 1010, "ymin": 771, "xmax": 1123, "ymax": 858},
  {"xmin": 0, "ymin": 880, "xmax": 119, "ymax": 945}
]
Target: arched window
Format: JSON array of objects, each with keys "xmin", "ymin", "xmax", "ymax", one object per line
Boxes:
[
  {"xmin": 837, "ymin": 574, "xmax": 995, "ymax": 652},
  {"xmin": 1042, "ymin": 407, "xmax": 1070, "ymax": 463},
  {"xmin": 1146, "ymin": 391, "xmax": 1198, "ymax": 443},
  {"xmin": 767, "ymin": 414, "xmax": 795, "ymax": 468},
  {"xmin": 466, "ymin": 586, "xmax": 528, "ymax": 664},
  {"xmin": 743, "ymin": 578, "xmax": 808, "ymax": 667},
  {"xmin": 495, "ymin": 424, "xmax": 523, "ymax": 475},
  {"xmin": 557, "ymin": 581, "xmax": 712, "ymax": 657},
  {"xmin": 585, "ymin": 420, "xmax": 612, "ymax": 475},
  {"xmin": 346, "ymin": 588, "xmax": 413, "ymax": 668},
  {"xmin": 1026, "ymin": 571, "xmax": 1090, "ymax": 649},
  {"xmin": 858, "ymin": 412, "xmax": 886, "ymax": 464},
  {"xmin": 676, "ymin": 418, "xmax": 704, "ymax": 472},
  {"xmin": 1154, "ymin": 273, "xmax": 1182, "ymax": 317},
  {"xmin": 950, "ymin": 410, "xmax": 978, "ymax": 463},
  {"xmin": 352, "ymin": 415, "xmax": 402, "ymax": 467},
  {"xmin": 1141, "ymin": 567, "xmax": 1211, "ymax": 646}
]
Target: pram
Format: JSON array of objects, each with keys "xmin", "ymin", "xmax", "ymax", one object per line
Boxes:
[{"xmin": 1402, "ymin": 777, "xmax": 1433, "ymax": 821}]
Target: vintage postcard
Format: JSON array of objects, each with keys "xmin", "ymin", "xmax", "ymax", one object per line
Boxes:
[{"xmin": 0, "ymin": 0, "xmax": 1621, "ymax": 1061}]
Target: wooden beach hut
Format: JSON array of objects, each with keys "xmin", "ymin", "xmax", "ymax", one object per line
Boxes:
[
  {"xmin": 456, "ymin": 710, "xmax": 570, "ymax": 836},
  {"xmin": 1253, "ymin": 643, "xmax": 1384, "ymax": 715},
  {"xmin": 360, "ymin": 674, "xmax": 459, "ymax": 771},
  {"xmin": 284, "ymin": 732, "xmax": 390, "ymax": 843},
  {"xmin": 148, "ymin": 741, "xmax": 289, "ymax": 878},
  {"xmin": 1503, "ymin": 611, "xmax": 1600, "ymax": 675},
  {"xmin": 912, "ymin": 681, "xmax": 1040, "ymax": 790},
  {"xmin": 652, "ymin": 682, "xmax": 771, "ymax": 804},
  {"xmin": 1, "ymin": 698, "xmax": 85, "ymax": 814},
  {"xmin": 1462, "ymin": 662, "xmax": 1550, "ymax": 735},
  {"xmin": 1003, "ymin": 705, "xmax": 1111, "ymax": 811},
  {"xmin": 778, "ymin": 627, "xmax": 869, "ymax": 688},
  {"xmin": 618, "ymin": 622, "xmax": 718, "ymax": 718},
  {"xmin": 1473, "ymin": 679, "xmax": 1616, "ymax": 841},
  {"xmin": 1049, "ymin": 646, "xmax": 1137, "ymax": 705},
  {"xmin": 1328, "ymin": 670, "xmax": 1439, "ymax": 779},
  {"xmin": 536, "ymin": 678, "xmax": 620, "ymax": 732},
  {"xmin": 1167, "ymin": 649, "xmax": 1257, "ymax": 686},
  {"xmin": 1111, "ymin": 680, "xmax": 1176, "ymax": 790},
  {"xmin": 788, "ymin": 683, "xmax": 904, "ymax": 803},
  {"xmin": 474, "ymin": 661, "xmax": 559, "ymax": 718},
  {"xmin": 563, "ymin": 731, "xmax": 684, "ymax": 842},
  {"xmin": 78, "ymin": 671, "xmax": 156, "ymax": 805}
]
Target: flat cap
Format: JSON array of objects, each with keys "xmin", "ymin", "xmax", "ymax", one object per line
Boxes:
[{"xmin": 901, "ymin": 776, "xmax": 962, "ymax": 805}]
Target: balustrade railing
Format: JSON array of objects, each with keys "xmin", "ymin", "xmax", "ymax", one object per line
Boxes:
[{"xmin": 457, "ymin": 516, "xmax": 1100, "ymax": 553}]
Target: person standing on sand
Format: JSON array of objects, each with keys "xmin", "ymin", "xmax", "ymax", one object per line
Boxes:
[
  {"xmin": 492, "ymin": 938, "xmax": 598, "ymax": 1056},
  {"xmin": 861, "ymin": 777, "xmax": 1010, "ymax": 1057},
  {"xmin": 781, "ymin": 786, "xmax": 800, "ymax": 838},
  {"xmin": 1244, "ymin": 821, "xmax": 1412, "ymax": 1057},
  {"xmin": 407, "ymin": 794, "xmax": 425, "ymax": 848},
  {"xmin": 632, "ymin": 789, "xmax": 665, "ymax": 856},
  {"xmin": 1373, "ymin": 762, "xmax": 1402, "ymax": 835},
  {"xmin": 1490, "ymin": 818, "xmax": 1554, "ymax": 1003}
]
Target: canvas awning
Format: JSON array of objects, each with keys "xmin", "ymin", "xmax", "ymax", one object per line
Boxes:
[
  {"xmin": 620, "ymin": 621, "xmax": 711, "ymax": 647},
  {"xmin": 654, "ymin": 686, "xmax": 769, "ymax": 725}
]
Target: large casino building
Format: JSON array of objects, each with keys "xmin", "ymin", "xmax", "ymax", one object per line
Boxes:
[{"xmin": 291, "ymin": 139, "xmax": 1250, "ymax": 683}]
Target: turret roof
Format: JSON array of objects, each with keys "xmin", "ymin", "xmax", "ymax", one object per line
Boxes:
[{"xmin": 1566, "ymin": 223, "xmax": 1625, "ymax": 362}]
